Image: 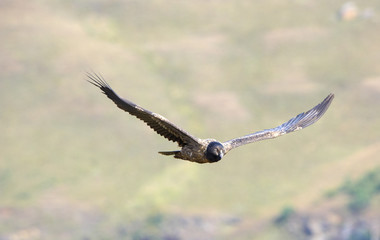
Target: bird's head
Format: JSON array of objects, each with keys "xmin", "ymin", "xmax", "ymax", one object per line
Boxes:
[{"xmin": 205, "ymin": 141, "xmax": 225, "ymax": 163}]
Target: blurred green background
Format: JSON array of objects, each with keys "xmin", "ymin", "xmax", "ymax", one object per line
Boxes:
[{"xmin": 1, "ymin": 0, "xmax": 380, "ymax": 239}]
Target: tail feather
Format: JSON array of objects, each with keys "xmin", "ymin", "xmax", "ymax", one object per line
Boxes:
[
  {"xmin": 159, "ymin": 150, "xmax": 184, "ymax": 159},
  {"xmin": 158, "ymin": 151, "xmax": 180, "ymax": 156}
]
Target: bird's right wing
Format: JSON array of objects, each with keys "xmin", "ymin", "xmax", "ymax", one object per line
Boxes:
[
  {"xmin": 222, "ymin": 94, "xmax": 334, "ymax": 152},
  {"xmin": 87, "ymin": 72, "xmax": 202, "ymax": 147}
]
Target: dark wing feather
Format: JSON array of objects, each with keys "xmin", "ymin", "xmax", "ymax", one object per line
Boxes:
[
  {"xmin": 87, "ymin": 72, "xmax": 201, "ymax": 147},
  {"xmin": 223, "ymin": 94, "xmax": 334, "ymax": 152}
]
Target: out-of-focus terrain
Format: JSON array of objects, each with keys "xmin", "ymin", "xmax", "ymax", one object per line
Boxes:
[{"xmin": 1, "ymin": 0, "xmax": 380, "ymax": 239}]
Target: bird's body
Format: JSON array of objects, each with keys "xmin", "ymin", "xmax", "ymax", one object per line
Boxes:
[
  {"xmin": 88, "ymin": 73, "xmax": 334, "ymax": 164},
  {"xmin": 160, "ymin": 138, "xmax": 219, "ymax": 163}
]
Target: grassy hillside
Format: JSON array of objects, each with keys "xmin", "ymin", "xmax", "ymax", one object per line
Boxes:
[{"xmin": 1, "ymin": 0, "xmax": 380, "ymax": 239}]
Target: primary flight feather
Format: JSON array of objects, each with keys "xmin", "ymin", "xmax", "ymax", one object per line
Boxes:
[{"xmin": 88, "ymin": 73, "xmax": 334, "ymax": 164}]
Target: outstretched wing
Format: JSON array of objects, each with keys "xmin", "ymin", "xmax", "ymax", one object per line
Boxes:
[
  {"xmin": 222, "ymin": 94, "xmax": 334, "ymax": 152},
  {"xmin": 87, "ymin": 72, "xmax": 201, "ymax": 147}
]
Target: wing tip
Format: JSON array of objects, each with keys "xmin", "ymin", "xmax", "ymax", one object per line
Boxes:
[
  {"xmin": 317, "ymin": 93, "xmax": 335, "ymax": 115},
  {"xmin": 279, "ymin": 93, "xmax": 334, "ymax": 132},
  {"xmin": 86, "ymin": 71, "xmax": 111, "ymax": 89},
  {"xmin": 326, "ymin": 93, "xmax": 335, "ymax": 103}
]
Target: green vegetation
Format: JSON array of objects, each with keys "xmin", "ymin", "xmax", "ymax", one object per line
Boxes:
[
  {"xmin": 1, "ymin": 0, "xmax": 380, "ymax": 239},
  {"xmin": 333, "ymin": 168, "xmax": 380, "ymax": 212},
  {"xmin": 274, "ymin": 206, "xmax": 295, "ymax": 225},
  {"xmin": 349, "ymin": 231, "xmax": 371, "ymax": 240}
]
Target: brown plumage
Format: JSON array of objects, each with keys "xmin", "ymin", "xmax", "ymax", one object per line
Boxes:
[{"xmin": 88, "ymin": 72, "xmax": 334, "ymax": 164}]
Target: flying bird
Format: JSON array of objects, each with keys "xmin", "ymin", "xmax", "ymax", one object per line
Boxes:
[{"xmin": 88, "ymin": 73, "xmax": 334, "ymax": 164}]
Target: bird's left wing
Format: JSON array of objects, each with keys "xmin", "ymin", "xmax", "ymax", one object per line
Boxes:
[
  {"xmin": 222, "ymin": 94, "xmax": 334, "ymax": 152},
  {"xmin": 87, "ymin": 72, "xmax": 202, "ymax": 147}
]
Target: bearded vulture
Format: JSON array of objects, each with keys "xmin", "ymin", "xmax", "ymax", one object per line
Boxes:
[{"xmin": 88, "ymin": 72, "xmax": 334, "ymax": 164}]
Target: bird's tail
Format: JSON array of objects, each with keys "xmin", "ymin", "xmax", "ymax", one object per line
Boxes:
[
  {"xmin": 159, "ymin": 151, "xmax": 180, "ymax": 156},
  {"xmin": 158, "ymin": 151, "xmax": 184, "ymax": 159}
]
